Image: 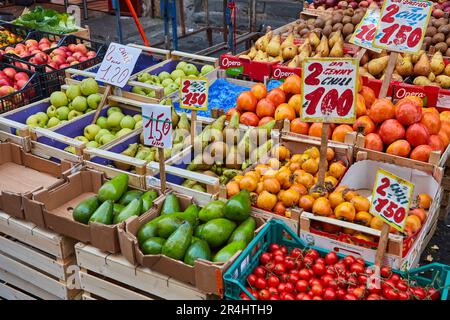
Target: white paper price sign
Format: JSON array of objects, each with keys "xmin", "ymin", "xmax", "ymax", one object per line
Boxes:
[
  {"xmin": 180, "ymin": 77, "xmax": 209, "ymax": 111},
  {"xmin": 369, "ymin": 168, "xmax": 414, "ymax": 232},
  {"xmin": 301, "ymin": 58, "xmax": 358, "ymax": 123},
  {"xmin": 350, "ymin": 7, "xmax": 382, "ymax": 53},
  {"xmin": 372, "ymin": 0, "xmax": 432, "ymax": 54},
  {"xmin": 142, "ymin": 104, "xmax": 172, "ymax": 149},
  {"xmin": 95, "ymin": 42, "xmax": 142, "ymax": 88}
]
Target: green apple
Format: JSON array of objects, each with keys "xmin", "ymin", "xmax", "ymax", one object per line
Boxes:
[
  {"xmin": 46, "ymin": 105, "xmax": 57, "ymax": 118},
  {"xmin": 26, "ymin": 115, "xmax": 40, "ymax": 128},
  {"xmin": 107, "ymin": 106, "xmax": 122, "ymax": 117},
  {"xmin": 96, "ymin": 116, "xmax": 108, "ymax": 129},
  {"xmin": 158, "ymin": 71, "xmax": 171, "ymax": 81},
  {"xmin": 47, "ymin": 117, "xmax": 60, "ymax": 128},
  {"xmin": 86, "ymin": 108, "xmax": 93, "ymax": 113},
  {"xmin": 72, "ymin": 96, "xmax": 88, "ymax": 112},
  {"xmin": 68, "ymin": 110, "xmax": 83, "ymax": 120},
  {"xmin": 137, "ymin": 73, "xmax": 151, "ymax": 82},
  {"xmin": 66, "ymin": 84, "xmax": 82, "ymax": 101},
  {"xmin": 86, "ymin": 141, "xmax": 99, "ymax": 148},
  {"xmin": 135, "ymin": 120, "xmax": 143, "ymax": 129},
  {"xmin": 171, "ymin": 69, "xmax": 185, "ymax": 81},
  {"xmin": 84, "ymin": 124, "xmax": 101, "ymax": 141},
  {"xmin": 120, "ymin": 115, "xmax": 136, "ymax": 129},
  {"xmin": 133, "ymin": 114, "xmax": 142, "ymax": 123},
  {"xmin": 183, "ymin": 63, "xmax": 199, "ymax": 76},
  {"xmin": 200, "ymin": 64, "xmax": 215, "ymax": 76},
  {"xmin": 60, "ymin": 120, "xmax": 68, "ymax": 125},
  {"xmin": 147, "ymin": 90, "xmax": 156, "ymax": 98},
  {"xmin": 99, "ymin": 133, "xmax": 116, "ymax": 145},
  {"xmin": 87, "ymin": 93, "xmax": 102, "ymax": 109},
  {"xmin": 107, "ymin": 112, "xmax": 124, "ymax": 129},
  {"xmin": 116, "ymin": 128, "xmax": 133, "ymax": 138},
  {"xmin": 161, "ymin": 78, "xmax": 174, "ymax": 87},
  {"xmin": 174, "ymin": 77, "xmax": 182, "ymax": 87},
  {"xmin": 80, "ymin": 78, "xmax": 99, "ymax": 96},
  {"xmin": 164, "ymin": 83, "xmax": 179, "ymax": 96},
  {"xmin": 35, "ymin": 112, "xmax": 49, "ymax": 126},
  {"xmin": 68, "ymin": 103, "xmax": 73, "ymax": 111},
  {"xmin": 176, "ymin": 61, "xmax": 187, "ymax": 71},
  {"xmin": 50, "ymin": 91, "xmax": 68, "ymax": 107},
  {"xmin": 95, "ymin": 129, "xmax": 110, "ymax": 143},
  {"xmin": 74, "ymin": 136, "xmax": 89, "ymax": 144},
  {"xmin": 132, "ymin": 86, "xmax": 145, "ymax": 95},
  {"xmin": 64, "ymin": 146, "xmax": 76, "ymax": 154}
]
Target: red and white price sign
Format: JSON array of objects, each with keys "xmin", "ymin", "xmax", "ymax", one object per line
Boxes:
[
  {"xmin": 180, "ymin": 77, "xmax": 209, "ymax": 111},
  {"xmin": 95, "ymin": 42, "xmax": 142, "ymax": 88},
  {"xmin": 370, "ymin": 168, "xmax": 414, "ymax": 232},
  {"xmin": 142, "ymin": 104, "xmax": 172, "ymax": 149},
  {"xmin": 350, "ymin": 6, "xmax": 382, "ymax": 53},
  {"xmin": 301, "ymin": 58, "xmax": 358, "ymax": 123},
  {"xmin": 372, "ymin": 0, "xmax": 432, "ymax": 54}
]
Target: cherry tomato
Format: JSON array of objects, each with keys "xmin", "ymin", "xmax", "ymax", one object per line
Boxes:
[
  {"xmin": 347, "ymin": 276, "xmax": 358, "ymax": 287},
  {"xmin": 344, "ymin": 293, "xmax": 357, "ymax": 300},
  {"xmin": 269, "ymin": 243, "xmax": 280, "ymax": 252},
  {"xmin": 325, "ymin": 252, "xmax": 338, "ymax": 265},
  {"xmin": 312, "ymin": 296, "xmax": 323, "ymax": 300},
  {"xmin": 241, "ymin": 294, "xmax": 251, "ymax": 300},
  {"xmin": 426, "ymin": 287, "xmax": 440, "ymax": 300},
  {"xmin": 254, "ymin": 266, "xmax": 266, "ymax": 278},
  {"xmin": 255, "ymin": 277, "xmax": 267, "ymax": 290},
  {"xmin": 269, "ymin": 295, "xmax": 280, "ymax": 300},
  {"xmin": 296, "ymin": 293, "xmax": 306, "ymax": 300},
  {"xmin": 258, "ymin": 289, "xmax": 270, "ymax": 300},
  {"xmin": 260, "ymin": 252, "xmax": 272, "ymax": 264},
  {"xmin": 337, "ymin": 276, "xmax": 348, "ymax": 288},
  {"xmin": 343, "ymin": 255, "xmax": 356, "ymax": 266},
  {"xmin": 267, "ymin": 275, "xmax": 280, "ymax": 288},
  {"xmin": 334, "ymin": 262, "xmax": 347, "ymax": 275},
  {"xmin": 311, "ymin": 284, "xmax": 323, "ymax": 297},
  {"xmin": 306, "ymin": 249, "xmax": 320, "ymax": 261},
  {"xmin": 274, "ymin": 263, "xmax": 286, "ymax": 275},
  {"xmin": 413, "ymin": 287, "xmax": 426, "ymax": 300},
  {"xmin": 288, "ymin": 274, "xmax": 299, "ymax": 284},
  {"xmin": 358, "ymin": 275, "xmax": 368, "ymax": 284},
  {"xmin": 280, "ymin": 246, "xmax": 288, "ymax": 254},
  {"xmin": 303, "ymin": 256, "xmax": 314, "ymax": 267},
  {"xmin": 273, "ymin": 249, "xmax": 284, "ymax": 256},
  {"xmin": 380, "ymin": 266, "xmax": 392, "ymax": 278},
  {"xmin": 352, "ymin": 286, "xmax": 366, "ymax": 300},
  {"xmin": 321, "ymin": 274, "xmax": 335, "ymax": 287},
  {"xmin": 265, "ymin": 262, "xmax": 275, "ymax": 272},
  {"xmin": 381, "ymin": 279, "xmax": 396, "ymax": 291},
  {"xmin": 290, "ymin": 248, "xmax": 303, "ymax": 259},
  {"xmin": 366, "ymin": 293, "xmax": 381, "ymax": 300},
  {"xmin": 296, "ymin": 280, "xmax": 309, "ymax": 292},
  {"xmin": 390, "ymin": 274, "xmax": 400, "ymax": 283},
  {"xmin": 247, "ymin": 274, "xmax": 256, "ymax": 286},
  {"xmin": 285, "ymin": 282, "xmax": 295, "ymax": 293},
  {"xmin": 356, "ymin": 258, "xmax": 366, "ymax": 266},
  {"xmin": 316, "ymin": 258, "xmax": 326, "ymax": 265},
  {"xmin": 308, "ymin": 269, "xmax": 315, "ymax": 278},
  {"xmin": 396, "ymin": 280, "xmax": 408, "ymax": 292},
  {"xmin": 299, "ymin": 269, "xmax": 311, "ymax": 281},
  {"xmin": 398, "ymin": 291, "xmax": 410, "ymax": 300},
  {"xmin": 313, "ymin": 263, "xmax": 326, "ymax": 276},
  {"xmin": 280, "ymin": 274, "xmax": 290, "ymax": 283},
  {"xmin": 283, "ymin": 293, "xmax": 295, "ymax": 300},
  {"xmin": 367, "ymin": 283, "xmax": 382, "ymax": 294},
  {"xmin": 278, "ymin": 283, "xmax": 286, "ymax": 293},
  {"xmin": 350, "ymin": 262, "xmax": 365, "ymax": 275},
  {"xmin": 323, "ymin": 288, "xmax": 337, "ymax": 300},
  {"xmin": 284, "ymin": 258, "xmax": 297, "ymax": 270},
  {"xmin": 302, "ymin": 295, "xmax": 311, "ymax": 300},
  {"xmin": 290, "ymin": 269, "xmax": 299, "ymax": 276},
  {"xmin": 274, "ymin": 255, "xmax": 285, "ymax": 264},
  {"xmin": 279, "ymin": 292, "xmax": 287, "ymax": 300},
  {"xmin": 268, "ymin": 287, "xmax": 278, "ymax": 296},
  {"xmin": 309, "ymin": 278, "xmax": 322, "ymax": 287},
  {"xmin": 383, "ymin": 288, "xmax": 399, "ymax": 300},
  {"xmin": 336, "ymin": 288, "xmax": 346, "ymax": 299}
]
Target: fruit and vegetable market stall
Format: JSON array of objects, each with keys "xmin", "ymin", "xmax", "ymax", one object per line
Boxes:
[{"xmin": 0, "ymin": 0, "xmax": 449, "ymax": 302}]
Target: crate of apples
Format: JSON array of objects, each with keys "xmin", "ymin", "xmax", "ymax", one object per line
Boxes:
[{"xmin": 1, "ymin": 37, "xmax": 58, "ymax": 58}]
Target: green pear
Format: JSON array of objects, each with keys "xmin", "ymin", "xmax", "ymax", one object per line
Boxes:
[
  {"xmin": 107, "ymin": 112, "xmax": 124, "ymax": 129},
  {"xmin": 171, "ymin": 69, "xmax": 185, "ymax": 80},
  {"xmin": 95, "ymin": 129, "xmax": 111, "ymax": 143},
  {"xmin": 50, "ymin": 91, "xmax": 68, "ymax": 107},
  {"xmin": 135, "ymin": 120, "xmax": 143, "ymax": 129},
  {"xmin": 158, "ymin": 71, "xmax": 171, "ymax": 81},
  {"xmin": 74, "ymin": 136, "xmax": 89, "ymax": 144},
  {"xmin": 120, "ymin": 115, "xmax": 136, "ymax": 129},
  {"xmin": 56, "ymin": 106, "xmax": 70, "ymax": 121},
  {"xmin": 47, "ymin": 117, "xmax": 60, "ymax": 128},
  {"xmin": 46, "ymin": 105, "xmax": 57, "ymax": 118},
  {"xmin": 68, "ymin": 110, "xmax": 83, "ymax": 120},
  {"xmin": 176, "ymin": 61, "xmax": 187, "ymax": 71},
  {"xmin": 86, "ymin": 141, "xmax": 99, "ymax": 148},
  {"xmin": 66, "ymin": 85, "xmax": 82, "ymax": 100},
  {"xmin": 100, "ymin": 133, "xmax": 116, "ymax": 145},
  {"xmin": 107, "ymin": 106, "xmax": 122, "ymax": 117},
  {"xmin": 96, "ymin": 116, "xmax": 108, "ymax": 129},
  {"xmin": 133, "ymin": 114, "xmax": 142, "ymax": 122},
  {"xmin": 80, "ymin": 78, "xmax": 99, "ymax": 96},
  {"xmin": 116, "ymin": 128, "xmax": 133, "ymax": 138}
]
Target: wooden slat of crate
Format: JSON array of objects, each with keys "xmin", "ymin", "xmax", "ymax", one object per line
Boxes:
[
  {"xmin": 0, "ymin": 282, "xmax": 36, "ymax": 300},
  {"xmin": 0, "ymin": 211, "xmax": 76, "ymax": 259},
  {"xmin": 82, "ymin": 293, "xmax": 97, "ymax": 300},
  {"xmin": 75, "ymin": 243, "xmax": 211, "ymax": 300},
  {"xmin": 79, "ymin": 270, "xmax": 153, "ymax": 300}
]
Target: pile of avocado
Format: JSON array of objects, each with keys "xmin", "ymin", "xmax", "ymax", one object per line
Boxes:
[
  {"xmin": 137, "ymin": 190, "xmax": 255, "ymax": 265},
  {"xmin": 72, "ymin": 173, "xmax": 158, "ymax": 225}
]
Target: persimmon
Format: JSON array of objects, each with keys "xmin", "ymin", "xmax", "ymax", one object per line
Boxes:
[
  {"xmin": 239, "ymin": 176, "xmax": 257, "ymax": 192},
  {"xmin": 405, "ymin": 215, "xmax": 422, "ymax": 235},
  {"xmin": 299, "ymin": 195, "xmax": 315, "ymax": 211},
  {"xmin": 364, "ymin": 133, "xmax": 383, "ymax": 152},
  {"xmin": 290, "ymin": 118, "xmax": 309, "ymax": 135},
  {"xmin": 332, "ymin": 124, "xmax": 353, "ymax": 143},
  {"xmin": 295, "ymin": 172, "xmax": 315, "ymax": 189},
  {"xmin": 244, "ymin": 170, "xmax": 260, "ymax": 181},
  {"xmin": 322, "ymin": 215, "xmax": 342, "ymax": 233},
  {"xmin": 288, "ymin": 94, "xmax": 302, "ymax": 115},
  {"xmin": 257, "ymin": 191, "xmax": 277, "ymax": 211},
  {"xmin": 440, "ymin": 110, "xmax": 450, "ymax": 123},
  {"xmin": 324, "ymin": 176, "xmax": 338, "ymax": 189},
  {"xmin": 275, "ymin": 169, "xmax": 291, "ymax": 186},
  {"xmin": 263, "ymin": 177, "xmax": 281, "ymax": 194},
  {"xmin": 356, "ymin": 94, "xmax": 367, "ymax": 117},
  {"xmin": 410, "ymin": 208, "xmax": 427, "ymax": 223},
  {"xmin": 308, "ymin": 123, "xmax": 332, "ymax": 139},
  {"xmin": 273, "ymin": 201, "xmax": 286, "ymax": 216},
  {"xmin": 266, "ymin": 88, "xmax": 286, "ymax": 106},
  {"xmin": 405, "ymin": 123, "xmax": 430, "ymax": 147},
  {"xmin": 370, "ymin": 216, "xmax": 384, "ymax": 230},
  {"xmin": 328, "ymin": 162, "xmax": 346, "ymax": 179},
  {"xmin": 395, "ymin": 101, "xmax": 422, "ymax": 126},
  {"xmin": 237, "ymin": 91, "xmax": 257, "ymax": 112},
  {"xmin": 240, "ymin": 112, "xmax": 260, "ymax": 126},
  {"xmin": 326, "ymin": 148, "xmax": 335, "ymax": 161},
  {"xmin": 417, "ymin": 193, "xmax": 432, "ymax": 209},
  {"xmin": 386, "ymin": 140, "xmax": 411, "ymax": 157},
  {"xmin": 256, "ymin": 98, "xmax": 276, "ymax": 118},
  {"xmin": 266, "ymin": 157, "xmax": 280, "ymax": 170},
  {"xmin": 440, "ymin": 121, "xmax": 450, "ymax": 138},
  {"xmin": 312, "ymin": 197, "xmax": 332, "ymax": 216},
  {"xmin": 354, "ymin": 211, "xmax": 372, "ymax": 226},
  {"xmin": 350, "ymin": 196, "xmax": 370, "ymax": 212},
  {"xmin": 360, "ymin": 86, "xmax": 376, "ymax": 107},
  {"xmin": 302, "ymin": 158, "xmax": 319, "ymax": 174},
  {"xmin": 251, "ymin": 83, "xmax": 267, "ymax": 100},
  {"xmin": 401, "ymin": 96, "xmax": 423, "ymax": 108},
  {"xmin": 279, "ymin": 188, "xmax": 300, "ymax": 207},
  {"xmin": 291, "ymin": 183, "xmax": 307, "ymax": 196},
  {"xmin": 368, "ymin": 98, "xmax": 395, "ymax": 123},
  {"xmin": 420, "ymin": 112, "xmax": 441, "ymax": 135},
  {"xmin": 410, "ymin": 145, "xmax": 433, "ymax": 162},
  {"xmin": 274, "ymin": 103, "xmax": 296, "ymax": 121},
  {"xmin": 343, "ymin": 189, "xmax": 358, "ymax": 202},
  {"xmin": 353, "ymin": 115, "xmax": 376, "ymax": 135},
  {"xmin": 304, "ymin": 147, "xmax": 320, "ymax": 159},
  {"xmin": 438, "ymin": 129, "xmax": 449, "ymax": 147},
  {"xmin": 283, "ymin": 74, "xmax": 301, "ymax": 94},
  {"xmin": 226, "ymin": 181, "xmax": 240, "ymax": 197},
  {"xmin": 335, "ymin": 202, "xmax": 356, "ymax": 222},
  {"xmin": 255, "ymin": 181, "xmax": 264, "ymax": 194},
  {"xmin": 329, "ymin": 191, "xmax": 345, "ymax": 209}
]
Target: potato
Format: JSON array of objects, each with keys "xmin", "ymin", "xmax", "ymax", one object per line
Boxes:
[
  {"xmin": 352, "ymin": 14, "xmax": 363, "ymax": 25},
  {"xmin": 332, "ymin": 14, "xmax": 343, "ymax": 24},
  {"xmin": 446, "ymin": 48, "xmax": 450, "ymax": 57},
  {"xmin": 342, "ymin": 16, "xmax": 352, "ymax": 25},
  {"xmin": 438, "ymin": 24, "xmax": 450, "ymax": 35},
  {"xmin": 433, "ymin": 17, "xmax": 447, "ymax": 28},
  {"xmin": 423, "ymin": 37, "xmax": 433, "ymax": 47},
  {"xmin": 342, "ymin": 23, "xmax": 354, "ymax": 36},
  {"xmin": 325, "ymin": 19, "xmax": 333, "ymax": 26},
  {"xmin": 307, "ymin": 18, "xmax": 316, "ymax": 25},
  {"xmin": 432, "ymin": 33, "xmax": 445, "ymax": 44},
  {"xmin": 332, "ymin": 23, "xmax": 344, "ymax": 32},
  {"xmin": 322, "ymin": 25, "xmax": 333, "ymax": 37},
  {"xmin": 435, "ymin": 42, "xmax": 448, "ymax": 54},
  {"xmin": 426, "ymin": 26, "xmax": 437, "ymax": 37},
  {"xmin": 343, "ymin": 8, "xmax": 354, "ymax": 16},
  {"xmin": 314, "ymin": 18, "xmax": 325, "ymax": 28}
]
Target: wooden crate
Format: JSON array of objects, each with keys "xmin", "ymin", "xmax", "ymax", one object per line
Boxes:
[
  {"xmin": 75, "ymin": 243, "xmax": 218, "ymax": 300},
  {"xmin": 0, "ymin": 211, "xmax": 79, "ymax": 300}
]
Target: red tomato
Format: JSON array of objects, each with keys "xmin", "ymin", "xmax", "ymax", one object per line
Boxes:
[
  {"xmin": 356, "ymin": 258, "xmax": 366, "ymax": 266},
  {"xmin": 337, "ymin": 276, "xmax": 347, "ymax": 288},
  {"xmin": 254, "ymin": 266, "xmax": 266, "ymax": 278},
  {"xmin": 283, "ymin": 293, "xmax": 295, "ymax": 300},
  {"xmin": 269, "ymin": 244, "xmax": 280, "ymax": 252},
  {"xmin": 288, "ymin": 274, "xmax": 299, "ymax": 284},
  {"xmin": 280, "ymin": 274, "xmax": 290, "ymax": 283},
  {"xmin": 313, "ymin": 263, "xmax": 326, "ymax": 276},
  {"xmin": 281, "ymin": 246, "xmax": 288, "ymax": 254},
  {"xmin": 268, "ymin": 287, "xmax": 278, "ymax": 296},
  {"xmin": 309, "ymin": 278, "xmax": 322, "ymax": 287},
  {"xmin": 247, "ymin": 274, "xmax": 256, "ymax": 286},
  {"xmin": 299, "ymin": 269, "xmax": 311, "ymax": 281},
  {"xmin": 323, "ymin": 288, "xmax": 337, "ymax": 300},
  {"xmin": 277, "ymin": 283, "xmax": 286, "ymax": 293},
  {"xmin": 383, "ymin": 288, "xmax": 399, "ymax": 300},
  {"xmin": 336, "ymin": 288, "xmax": 346, "ymax": 299},
  {"xmin": 325, "ymin": 252, "xmax": 338, "ymax": 265},
  {"xmin": 284, "ymin": 258, "xmax": 297, "ymax": 270},
  {"xmin": 344, "ymin": 293, "xmax": 357, "ymax": 300},
  {"xmin": 380, "ymin": 266, "xmax": 392, "ymax": 278},
  {"xmin": 358, "ymin": 275, "xmax": 368, "ymax": 284},
  {"xmin": 290, "ymin": 269, "xmax": 299, "ymax": 275},
  {"xmin": 284, "ymin": 282, "xmax": 295, "ymax": 293},
  {"xmin": 274, "ymin": 255, "xmax": 284, "ymax": 264},
  {"xmin": 265, "ymin": 262, "xmax": 275, "ymax": 272},
  {"xmin": 240, "ymin": 294, "xmax": 251, "ymax": 300},
  {"xmin": 350, "ymin": 262, "xmax": 365, "ymax": 275},
  {"xmin": 321, "ymin": 274, "xmax": 335, "ymax": 287},
  {"xmin": 306, "ymin": 249, "xmax": 320, "ymax": 261},
  {"xmin": 296, "ymin": 293, "xmax": 306, "ymax": 300},
  {"xmin": 316, "ymin": 258, "xmax": 326, "ymax": 265},
  {"xmin": 267, "ymin": 275, "xmax": 280, "ymax": 288},
  {"xmin": 311, "ymin": 284, "xmax": 323, "ymax": 297},
  {"xmin": 269, "ymin": 295, "xmax": 280, "ymax": 300},
  {"xmin": 290, "ymin": 248, "xmax": 303, "ymax": 259},
  {"xmin": 427, "ymin": 287, "xmax": 440, "ymax": 300},
  {"xmin": 255, "ymin": 277, "xmax": 267, "ymax": 290},
  {"xmin": 353, "ymin": 287, "xmax": 366, "ymax": 300},
  {"xmin": 279, "ymin": 292, "xmax": 287, "ymax": 300},
  {"xmin": 302, "ymin": 295, "xmax": 311, "ymax": 300},
  {"xmin": 258, "ymin": 289, "xmax": 270, "ymax": 300},
  {"xmin": 398, "ymin": 291, "xmax": 410, "ymax": 300},
  {"xmin": 303, "ymin": 256, "xmax": 314, "ymax": 267},
  {"xmin": 366, "ymin": 293, "xmax": 381, "ymax": 300},
  {"xmin": 343, "ymin": 255, "xmax": 356, "ymax": 266},
  {"xmin": 413, "ymin": 287, "xmax": 426, "ymax": 300},
  {"xmin": 389, "ymin": 274, "xmax": 400, "ymax": 283},
  {"xmin": 334, "ymin": 262, "xmax": 347, "ymax": 275},
  {"xmin": 396, "ymin": 280, "xmax": 408, "ymax": 292},
  {"xmin": 312, "ymin": 296, "xmax": 323, "ymax": 300},
  {"xmin": 295, "ymin": 280, "xmax": 308, "ymax": 292},
  {"xmin": 273, "ymin": 249, "xmax": 284, "ymax": 256},
  {"xmin": 260, "ymin": 252, "xmax": 272, "ymax": 264}
]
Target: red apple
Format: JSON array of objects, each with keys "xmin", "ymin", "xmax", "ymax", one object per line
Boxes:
[
  {"xmin": 47, "ymin": 62, "xmax": 59, "ymax": 70},
  {"xmin": 70, "ymin": 61, "xmax": 79, "ymax": 66},
  {"xmin": 78, "ymin": 56, "xmax": 88, "ymax": 62},
  {"xmin": 14, "ymin": 72, "xmax": 29, "ymax": 82},
  {"xmin": 25, "ymin": 39, "xmax": 38, "ymax": 48},
  {"xmin": 59, "ymin": 63, "xmax": 70, "ymax": 69},
  {"xmin": 0, "ymin": 71, "xmax": 6, "ymax": 79},
  {"xmin": 0, "ymin": 86, "xmax": 15, "ymax": 96},
  {"xmin": 14, "ymin": 44, "xmax": 26, "ymax": 54},
  {"xmin": 68, "ymin": 44, "xmax": 77, "ymax": 52},
  {"xmin": 87, "ymin": 51, "xmax": 96, "ymax": 58},
  {"xmin": 33, "ymin": 52, "xmax": 48, "ymax": 64},
  {"xmin": 3, "ymin": 67, "xmax": 17, "ymax": 79},
  {"xmin": 75, "ymin": 43, "xmax": 88, "ymax": 54},
  {"xmin": 39, "ymin": 44, "xmax": 50, "ymax": 51},
  {"xmin": 31, "ymin": 49, "xmax": 42, "ymax": 55},
  {"xmin": 52, "ymin": 55, "xmax": 66, "ymax": 66},
  {"xmin": 51, "ymin": 48, "xmax": 67, "ymax": 58},
  {"xmin": 39, "ymin": 38, "xmax": 51, "ymax": 45},
  {"xmin": 66, "ymin": 56, "xmax": 76, "ymax": 64},
  {"xmin": 16, "ymin": 79, "xmax": 27, "ymax": 89},
  {"xmin": 50, "ymin": 43, "xmax": 58, "ymax": 48},
  {"xmin": 72, "ymin": 52, "xmax": 84, "ymax": 60},
  {"xmin": 66, "ymin": 51, "xmax": 73, "ymax": 57},
  {"xmin": 0, "ymin": 79, "xmax": 11, "ymax": 87}
]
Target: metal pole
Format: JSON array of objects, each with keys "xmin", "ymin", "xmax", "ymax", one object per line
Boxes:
[
  {"xmin": 162, "ymin": 0, "xmax": 171, "ymax": 49},
  {"xmin": 112, "ymin": 0, "xmax": 124, "ymax": 44},
  {"xmin": 170, "ymin": 0, "xmax": 178, "ymax": 50}
]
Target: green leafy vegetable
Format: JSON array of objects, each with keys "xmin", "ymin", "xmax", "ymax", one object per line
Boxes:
[{"xmin": 15, "ymin": 7, "xmax": 78, "ymax": 34}]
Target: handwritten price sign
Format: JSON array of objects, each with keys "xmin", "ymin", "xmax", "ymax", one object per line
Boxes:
[
  {"xmin": 180, "ymin": 77, "xmax": 209, "ymax": 111},
  {"xmin": 142, "ymin": 104, "xmax": 172, "ymax": 149},
  {"xmin": 95, "ymin": 43, "xmax": 142, "ymax": 88},
  {"xmin": 372, "ymin": 0, "xmax": 432, "ymax": 54},
  {"xmin": 301, "ymin": 58, "xmax": 358, "ymax": 123},
  {"xmin": 350, "ymin": 6, "xmax": 382, "ymax": 53},
  {"xmin": 370, "ymin": 168, "xmax": 414, "ymax": 232}
]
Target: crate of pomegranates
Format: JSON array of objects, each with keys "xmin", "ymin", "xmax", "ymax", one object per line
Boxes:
[{"xmin": 223, "ymin": 219, "xmax": 450, "ymax": 300}]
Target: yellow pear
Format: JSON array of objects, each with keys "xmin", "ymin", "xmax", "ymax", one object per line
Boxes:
[
  {"xmin": 328, "ymin": 30, "xmax": 342, "ymax": 48},
  {"xmin": 298, "ymin": 50, "xmax": 310, "ymax": 64},
  {"xmin": 430, "ymin": 51, "xmax": 445, "ymax": 75},
  {"xmin": 316, "ymin": 35, "xmax": 329, "ymax": 57},
  {"xmin": 435, "ymin": 75, "xmax": 450, "ymax": 88},
  {"xmin": 308, "ymin": 32, "xmax": 320, "ymax": 49},
  {"xmin": 281, "ymin": 32, "xmax": 295, "ymax": 50},
  {"xmin": 273, "ymin": 53, "xmax": 284, "ymax": 63},
  {"xmin": 395, "ymin": 54, "xmax": 413, "ymax": 77},
  {"xmin": 413, "ymin": 76, "xmax": 432, "ymax": 86},
  {"xmin": 282, "ymin": 44, "xmax": 298, "ymax": 61},
  {"xmin": 367, "ymin": 55, "xmax": 389, "ymax": 76},
  {"xmin": 297, "ymin": 39, "xmax": 312, "ymax": 54},
  {"xmin": 262, "ymin": 30, "xmax": 273, "ymax": 52},
  {"xmin": 413, "ymin": 53, "xmax": 431, "ymax": 76},
  {"xmin": 255, "ymin": 28, "xmax": 272, "ymax": 51},
  {"xmin": 329, "ymin": 38, "xmax": 344, "ymax": 57},
  {"xmin": 428, "ymin": 72, "xmax": 436, "ymax": 82},
  {"xmin": 267, "ymin": 34, "xmax": 281, "ymax": 57},
  {"xmin": 254, "ymin": 50, "xmax": 268, "ymax": 62},
  {"xmin": 411, "ymin": 50, "xmax": 424, "ymax": 64},
  {"xmin": 288, "ymin": 56, "xmax": 300, "ymax": 68},
  {"xmin": 444, "ymin": 63, "xmax": 450, "ymax": 76},
  {"xmin": 248, "ymin": 46, "xmax": 257, "ymax": 60}
]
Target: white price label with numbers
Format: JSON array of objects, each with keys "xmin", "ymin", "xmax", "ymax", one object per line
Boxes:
[
  {"xmin": 142, "ymin": 104, "xmax": 172, "ymax": 149},
  {"xmin": 180, "ymin": 77, "xmax": 209, "ymax": 111},
  {"xmin": 95, "ymin": 42, "xmax": 142, "ymax": 88}
]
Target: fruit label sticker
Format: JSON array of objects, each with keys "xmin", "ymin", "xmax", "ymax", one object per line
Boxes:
[
  {"xmin": 372, "ymin": 0, "xmax": 432, "ymax": 54},
  {"xmin": 142, "ymin": 103, "xmax": 172, "ymax": 149},
  {"xmin": 301, "ymin": 58, "xmax": 358, "ymax": 123},
  {"xmin": 180, "ymin": 77, "xmax": 209, "ymax": 111},
  {"xmin": 350, "ymin": 6, "xmax": 382, "ymax": 53},
  {"xmin": 370, "ymin": 168, "xmax": 414, "ymax": 232},
  {"xmin": 95, "ymin": 42, "xmax": 142, "ymax": 88}
]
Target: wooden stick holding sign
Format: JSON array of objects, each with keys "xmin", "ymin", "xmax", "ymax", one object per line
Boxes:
[
  {"xmin": 93, "ymin": 42, "xmax": 142, "ymax": 124},
  {"xmin": 300, "ymin": 58, "xmax": 358, "ymax": 191},
  {"xmin": 369, "ymin": 168, "xmax": 414, "ymax": 266},
  {"xmin": 142, "ymin": 103, "xmax": 173, "ymax": 193}
]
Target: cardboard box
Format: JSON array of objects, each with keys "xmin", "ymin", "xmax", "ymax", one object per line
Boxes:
[
  {"xmin": 0, "ymin": 142, "xmax": 71, "ymax": 221},
  {"xmin": 29, "ymin": 168, "xmax": 160, "ymax": 253},
  {"xmin": 299, "ymin": 159, "xmax": 441, "ymax": 269},
  {"xmin": 118, "ymin": 192, "xmax": 266, "ymax": 296}
]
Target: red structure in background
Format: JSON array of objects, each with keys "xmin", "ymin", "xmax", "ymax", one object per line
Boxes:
[{"xmin": 108, "ymin": 0, "xmax": 142, "ymax": 17}]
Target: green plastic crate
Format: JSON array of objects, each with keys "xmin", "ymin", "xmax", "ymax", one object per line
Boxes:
[{"xmin": 223, "ymin": 219, "xmax": 450, "ymax": 300}]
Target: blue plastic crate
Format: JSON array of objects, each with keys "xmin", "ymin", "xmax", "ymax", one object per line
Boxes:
[{"xmin": 223, "ymin": 219, "xmax": 450, "ymax": 300}]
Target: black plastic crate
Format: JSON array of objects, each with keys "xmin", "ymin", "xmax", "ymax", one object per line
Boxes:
[
  {"xmin": 4, "ymin": 34, "xmax": 106, "ymax": 96},
  {"xmin": 0, "ymin": 62, "xmax": 43, "ymax": 114},
  {"xmin": 0, "ymin": 21, "xmax": 32, "ymax": 50}
]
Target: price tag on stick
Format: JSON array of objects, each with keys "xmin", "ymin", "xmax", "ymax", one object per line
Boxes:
[
  {"xmin": 372, "ymin": 0, "xmax": 432, "ymax": 54},
  {"xmin": 350, "ymin": 6, "xmax": 382, "ymax": 53},
  {"xmin": 142, "ymin": 103, "xmax": 173, "ymax": 192},
  {"xmin": 370, "ymin": 168, "xmax": 414, "ymax": 266}
]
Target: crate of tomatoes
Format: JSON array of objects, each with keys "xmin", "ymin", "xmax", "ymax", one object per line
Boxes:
[{"xmin": 223, "ymin": 219, "xmax": 450, "ymax": 300}]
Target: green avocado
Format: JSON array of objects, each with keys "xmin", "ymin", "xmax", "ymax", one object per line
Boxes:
[
  {"xmin": 113, "ymin": 203, "xmax": 125, "ymax": 217},
  {"xmin": 141, "ymin": 190, "xmax": 158, "ymax": 214},
  {"xmin": 213, "ymin": 240, "xmax": 246, "ymax": 263},
  {"xmin": 141, "ymin": 237, "xmax": 166, "ymax": 255},
  {"xmin": 113, "ymin": 198, "xmax": 142, "ymax": 224},
  {"xmin": 162, "ymin": 222, "xmax": 192, "ymax": 260},
  {"xmin": 200, "ymin": 218, "xmax": 236, "ymax": 248},
  {"xmin": 160, "ymin": 193, "xmax": 181, "ymax": 215},
  {"xmin": 228, "ymin": 217, "xmax": 256, "ymax": 245},
  {"xmin": 223, "ymin": 189, "xmax": 251, "ymax": 222},
  {"xmin": 119, "ymin": 190, "xmax": 143, "ymax": 206},
  {"xmin": 89, "ymin": 200, "xmax": 114, "ymax": 225},
  {"xmin": 73, "ymin": 196, "xmax": 99, "ymax": 224},
  {"xmin": 184, "ymin": 239, "xmax": 211, "ymax": 266},
  {"xmin": 194, "ymin": 224, "xmax": 205, "ymax": 238},
  {"xmin": 157, "ymin": 215, "xmax": 183, "ymax": 238},
  {"xmin": 198, "ymin": 200, "xmax": 225, "ymax": 222},
  {"xmin": 98, "ymin": 174, "xmax": 129, "ymax": 202}
]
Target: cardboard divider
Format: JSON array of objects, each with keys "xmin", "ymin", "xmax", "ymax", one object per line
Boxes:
[
  {"xmin": 28, "ymin": 167, "xmax": 160, "ymax": 253},
  {"xmin": 118, "ymin": 191, "xmax": 266, "ymax": 296},
  {"xmin": 0, "ymin": 142, "xmax": 71, "ymax": 222}
]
